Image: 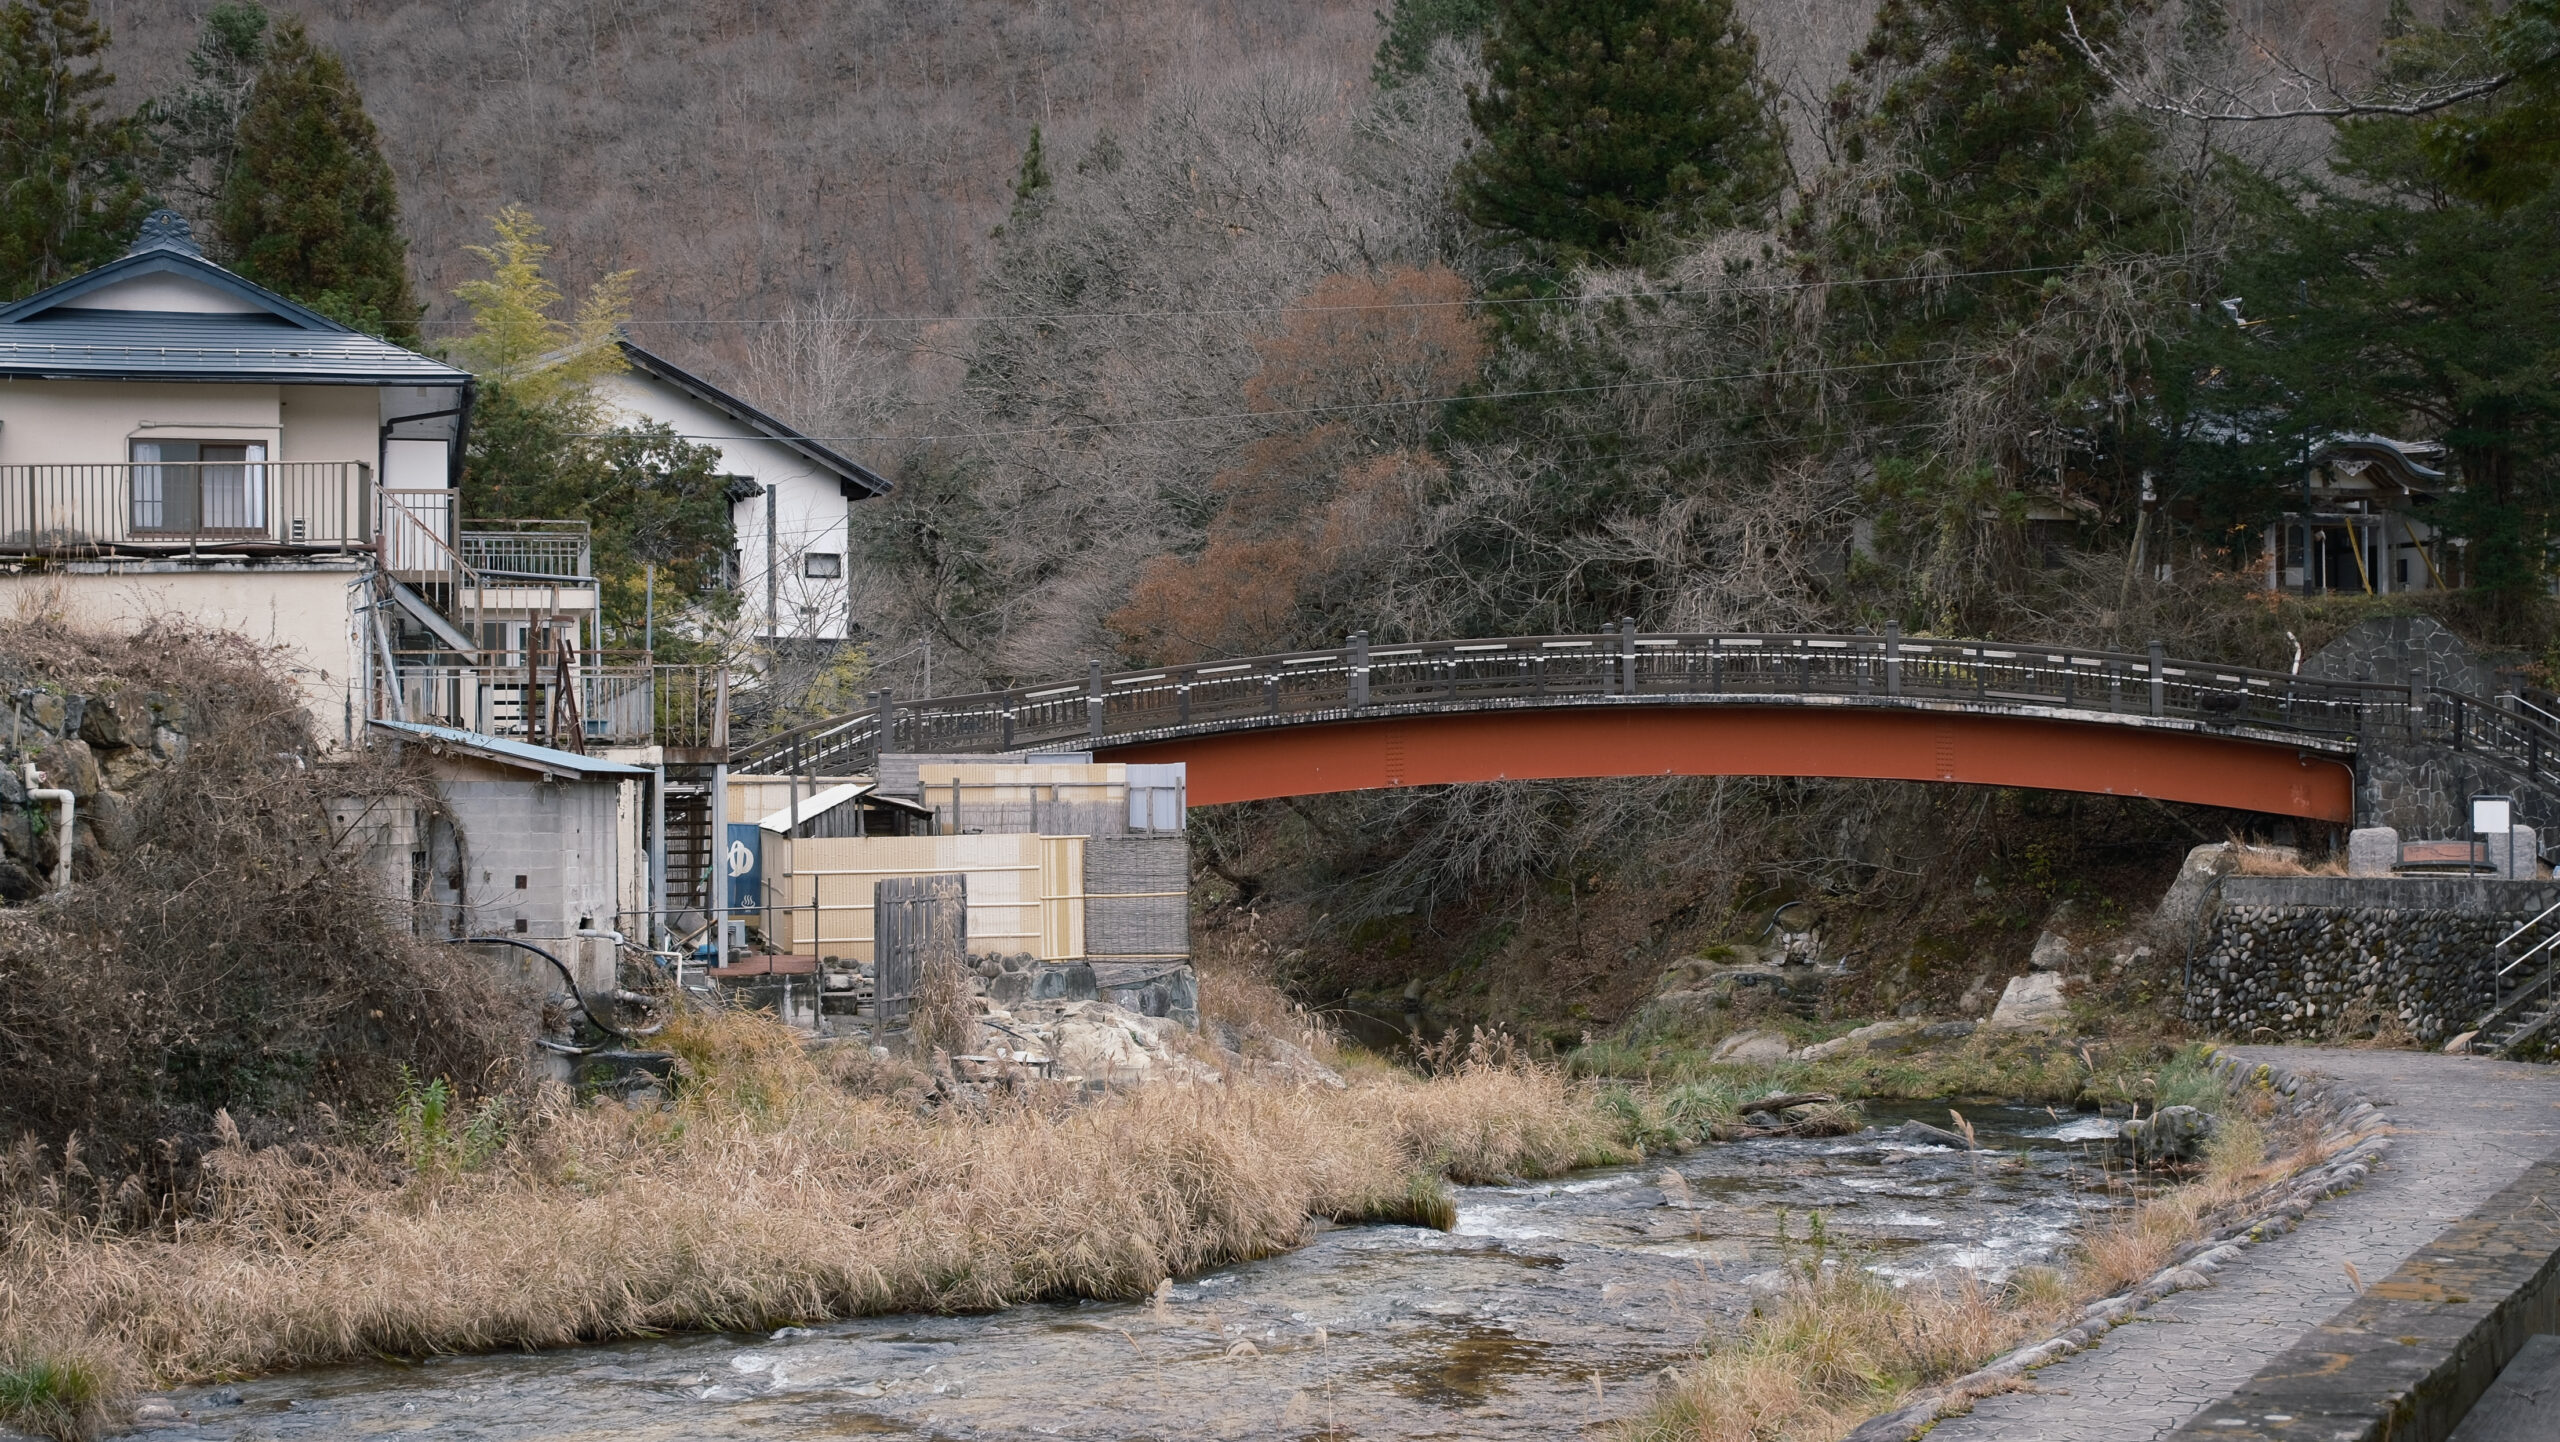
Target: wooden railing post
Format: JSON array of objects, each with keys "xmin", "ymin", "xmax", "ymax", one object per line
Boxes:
[
  {"xmin": 2148, "ymin": 640, "xmax": 2166, "ymax": 717},
  {"xmin": 1349, "ymin": 631, "xmax": 1370, "ymax": 709},
  {"xmin": 1620, "ymin": 616, "xmax": 1638, "ymax": 694},
  {"xmin": 1884, "ymin": 624, "xmax": 1900, "ymax": 696},
  {"xmin": 1599, "ymin": 621, "xmax": 1618, "ymax": 695},
  {"xmin": 1087, "ymin": 659, "xmax": 1106, "ymax": 740},
  {"xmin": 875, "ymin": 688, "xmax": 896, "ymax": 760}
]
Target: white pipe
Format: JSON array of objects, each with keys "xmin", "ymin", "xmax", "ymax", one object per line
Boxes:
[{"xmin": 22, "ymin": 763, "xmax": 71, "ymax": 890}]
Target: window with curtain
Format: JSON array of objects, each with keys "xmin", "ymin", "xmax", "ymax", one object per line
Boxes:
[{"xmin": 130, "ymin": 440, "xmax": 267, "ymax": 533}]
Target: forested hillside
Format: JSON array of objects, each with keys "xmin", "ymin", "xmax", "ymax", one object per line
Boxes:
[{"xmin": 34, "ymin": 0, "xmax": 2550, "ymax": 1026}]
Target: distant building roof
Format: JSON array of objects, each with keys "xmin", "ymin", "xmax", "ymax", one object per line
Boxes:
[
  {"xmin": 2311, "ymin": 434, "xmax": 2450, "ymax": 492},
  {"xmin": 614, "ymin": 338, "xmax": 891, "ymax": 500},
  {"xmin": 0, "ymin": 212, "xmax": 468, "ymax": 386},
  {"xmin": 755, "ymin": 780, "xmax": 932, "ymax": 832},
  {"xmin": 368, "ymin": 719, "xmax": 650, "ymax": 779}
]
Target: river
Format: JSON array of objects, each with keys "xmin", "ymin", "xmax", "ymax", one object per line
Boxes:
[{"xmin": 134, "ymin": 1103, "xmax": 2130, "ymax": 1441}]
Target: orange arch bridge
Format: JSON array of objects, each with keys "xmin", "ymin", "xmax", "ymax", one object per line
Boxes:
[
  {"xmin": 738, "ymin": 631, "xmax": 2432, "ymax": 823},
  {"xmin": 1103, "ymin": 706, "xmax": 2353, "ymax": 820}
]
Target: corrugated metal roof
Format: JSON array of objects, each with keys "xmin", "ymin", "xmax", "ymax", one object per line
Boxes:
[
  {"xmin": 0, "ymin": 310, "xmax": 466, "ymax": 384},
  {"xmin": 757, "ymin": 781, "xmax": 873, "ymax": 832},
  {"xmin": 368, "ymin": 719, "xmax": 650, "ymax": 777}
]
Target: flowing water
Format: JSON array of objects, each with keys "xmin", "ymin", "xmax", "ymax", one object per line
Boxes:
[{"xmin": 135, "ymin": 1103, "xmax": 2133, "ymax": 1441}]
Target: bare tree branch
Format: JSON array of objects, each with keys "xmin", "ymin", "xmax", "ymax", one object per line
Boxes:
[{"xmin": 2066, "ymin": 6, "xmax": 2511, "ymax": 122}]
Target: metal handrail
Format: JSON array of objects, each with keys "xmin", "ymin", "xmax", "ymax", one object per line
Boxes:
[
  {"xmin": 2498, "ymin": 899, "xmax": 2560, "ymax": 952},
  {"xmin": 3, "ymin": 460, "xmax": 373, "ymax": 551},
  {"xmin": 734, "ymin": 630, "xmax": 2417, "ymax": 776}
]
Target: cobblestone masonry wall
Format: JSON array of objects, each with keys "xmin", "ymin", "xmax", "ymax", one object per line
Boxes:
[{"xmin": 2188, "ymin": 878, "xmax": 2560, "ymax": 1044}]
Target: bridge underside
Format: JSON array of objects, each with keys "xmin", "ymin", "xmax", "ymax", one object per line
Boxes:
[{"xmin": 1103, "ymin": 707, "xmax": 2356, "ymax": 821}]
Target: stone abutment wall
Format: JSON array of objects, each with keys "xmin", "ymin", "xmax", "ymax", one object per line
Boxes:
[{"xmin": 2188, "ymin": 878, "xmax": 2560, "ymax": 1044}]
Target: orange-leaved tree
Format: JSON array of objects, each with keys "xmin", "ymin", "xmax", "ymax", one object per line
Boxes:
[{"xmin": 1110, "ymin": 265, "xmax": 1484, "ymax": 662}]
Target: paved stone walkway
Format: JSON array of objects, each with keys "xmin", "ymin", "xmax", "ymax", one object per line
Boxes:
[{"xmin": 1931, "ymin": 1046, "xmax": 2560, "ymax": 1442}]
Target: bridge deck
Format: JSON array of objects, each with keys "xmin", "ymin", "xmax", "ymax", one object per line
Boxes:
[{"xmin": 730, "ymin": 631, "xmax": 2560, "ymax": 822}]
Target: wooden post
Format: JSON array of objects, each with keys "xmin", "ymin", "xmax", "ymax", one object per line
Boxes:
[
  {"xmin": 2148, "ymin": 640, "xmax": 2167, "ymax": 717},
  {"xmin": 1884, "ymin": 623, "xmax": 1901, "ymax": 696},
  {"xmin": 1087, "ymin": 658, "xmax": 1106, "ymax": 739},
  {"xmin": 1349, "ymin": 631, "xmax": 1369, "ymax": 709},
  {"xmin": 1620, "ymin": 617, "xmax": 1638, "ymax": 694}
]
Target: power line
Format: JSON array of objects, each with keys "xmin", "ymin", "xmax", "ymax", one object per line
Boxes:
[
  {"xmin": 419, "ymin": 262, "xmax": 2102, "ymax": 331},
  {"xmin": 585, "ymin": 352, "xmax": 1990, "ymax": 447}
]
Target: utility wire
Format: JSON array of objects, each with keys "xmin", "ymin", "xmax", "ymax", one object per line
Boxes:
[
  {"xmin": 418, "ymin": 262, "xmax": 2104, "ymax": 330},
  {"xmin": 581, "ymin": 351, "xmax": 1991, "ymax": 446}
]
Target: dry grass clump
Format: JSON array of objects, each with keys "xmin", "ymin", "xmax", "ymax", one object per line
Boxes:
[
  {"xmin": 1625, "ymin": 1244, "xmax": 2062, "ymax": 1442},
  {"xmin": 2075, "ymin": 1105, "xmax": 2310, "ymax": 1294},
  {"xmin": 2224, "ymin": 840, "xmax": 2345, "ymax": 877},
  {"xmin": 0, "ymin": 1010, "xmax": 1615, "ymax": 1433}
]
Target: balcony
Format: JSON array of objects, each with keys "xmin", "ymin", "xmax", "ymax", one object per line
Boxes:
[
  {"xmin": 1, "ymin": 461, "xmax": 374, "ymax": 555},
  {"xmin": 380, "ymin": 648, "xmax": 724, "ymax": 752},
  {"xmin": 460, "ymin": 520, "xmax": 591, "ymax": 580}
]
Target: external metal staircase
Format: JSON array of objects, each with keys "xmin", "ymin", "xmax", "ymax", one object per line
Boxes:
[{"xmin": 2472, "ymin": 900, "xmax": 2560, "ymax": 1057}]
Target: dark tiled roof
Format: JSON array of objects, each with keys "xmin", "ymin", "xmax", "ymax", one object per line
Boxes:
[
  {"xmin": 0, "ymin": 211, "xmax": 467, "ymax": 386},
  {"xmin": 0, "ymin": 308, "xmax": 468, "ymax": 384}
]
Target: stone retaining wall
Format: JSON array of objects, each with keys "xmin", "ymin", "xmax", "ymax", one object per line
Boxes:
[{"xmin": 2187, "ymin": 879, "xmax": 2560, "ymax": 1045}]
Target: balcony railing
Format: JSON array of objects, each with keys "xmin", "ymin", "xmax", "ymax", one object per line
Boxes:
[
  {"xmin": 461, "ymin": 520, "xmax": 591, "ymax": 580},
  {"xmin": 382, "ymin": 649, "xmax": 726, "ymax": 751},
  {"xmin": 1, "ymin": 462, "xmax": 373, "ymax": 554}
]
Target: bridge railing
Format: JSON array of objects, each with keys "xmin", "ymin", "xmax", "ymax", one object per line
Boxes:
[{"xmin": 736, "ymin": 630, "xmax": 2418, "ymax": 778}]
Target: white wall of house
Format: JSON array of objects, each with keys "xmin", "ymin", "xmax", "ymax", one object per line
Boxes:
[
  {"xmin": 590, "ymin": 368, "xmax": 856, "ymax": 642},
  {"xmin": 0, "ymin": 561, "xmax": 366, "ymax": 742}
]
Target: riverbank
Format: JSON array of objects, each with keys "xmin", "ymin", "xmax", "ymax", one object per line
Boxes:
[
  {"xmin": 0, "ymin": 1001, "xmax": 2330, "ymax": 1442},
  {"xmin": 0, "ymin": 1008, "xmax": 1634, "ymax": 1439},
  {"xmin": 1623, "ymin": 1046, "xmax": 2364, "ymax": 1442}
]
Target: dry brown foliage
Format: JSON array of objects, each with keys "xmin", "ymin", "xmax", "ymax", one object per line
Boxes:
[
  {"xmin": 0, "ymin": 620, "xmax": 528, "ymax": 1183},
  {"xmin": 0, "ymin": 1008, "xmax": 1612, "ymax": 1417}
]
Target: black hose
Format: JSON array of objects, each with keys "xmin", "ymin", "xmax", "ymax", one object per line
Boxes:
[{"xmin": 446, "ymin": 936, "xmax": 668, "ymax": 1045}]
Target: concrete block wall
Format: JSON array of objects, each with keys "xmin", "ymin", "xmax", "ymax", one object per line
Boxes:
[{"xmin": 2188, "ymin": 878, "xmax": 2560, "ymax": 1044}]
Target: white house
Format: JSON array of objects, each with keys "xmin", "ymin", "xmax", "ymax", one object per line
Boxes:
[
  {"xmin": 595, "ymin": 340, "xmax": 890, "ymax": 645},
  {"xmin": 0, "ymin": 210, "xmax": 496, "ymax": 743}
]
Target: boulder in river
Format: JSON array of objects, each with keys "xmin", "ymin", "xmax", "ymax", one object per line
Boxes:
[
  {"xmin": 2122, "ymin": 1104, "xmax": 2217, "ymax": 1166},
  {"xmin": 1886, "ymin": 1119, "xmax": 1981, "ymax": 1150}
]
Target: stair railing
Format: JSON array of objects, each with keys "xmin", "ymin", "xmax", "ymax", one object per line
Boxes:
[{"xmin": 2474, "ymin": 899, "xmax": 2560, "ymax": 1054}]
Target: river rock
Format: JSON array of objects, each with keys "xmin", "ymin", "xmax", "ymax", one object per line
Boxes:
[
  {"xmin": 1797, "ymin": 1018, "xmax": 1923, "ymax": 1061},
  {"xmin": 2029, "ymin": 930, "xmax": 2077, "ymax": 972},
  {"xmin": 2123, "ymin": 1104, "xmax": 2217, "ymax": 1166},
  {"xmin": 1886, "ymin": 1119, "xmax": 1980, "ymax": 1150},
  {"xmin": 1986, "ymin": 972, "xmax": 2069, "ymax": 1031},
  {"xmin": 1711, "ymin": 1029, "xmax": 1793, "ymax": 1064}
]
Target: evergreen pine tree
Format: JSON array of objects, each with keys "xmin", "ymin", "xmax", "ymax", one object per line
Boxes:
[
  {"xmin": 2203, "ymin": 103, "xmax": 2560, "ymax": 609},
  {"xmin": 1457, "ymin": 0, "xmax": 1784, "ymax": 262},
  {"xmin": 150, "ymin": 1, "xmax": 271, "ymax": 236},
  {"xmin": 1815, "ymin": 0, "xmax": 2170, "ymax": 343},
  {"xmin": 0, "ymin": 0, "xmax": 152, "ymax": 300},
  {"xmin": 214, "ymin": 17, "xmax": 418, "ymax": 341}
]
